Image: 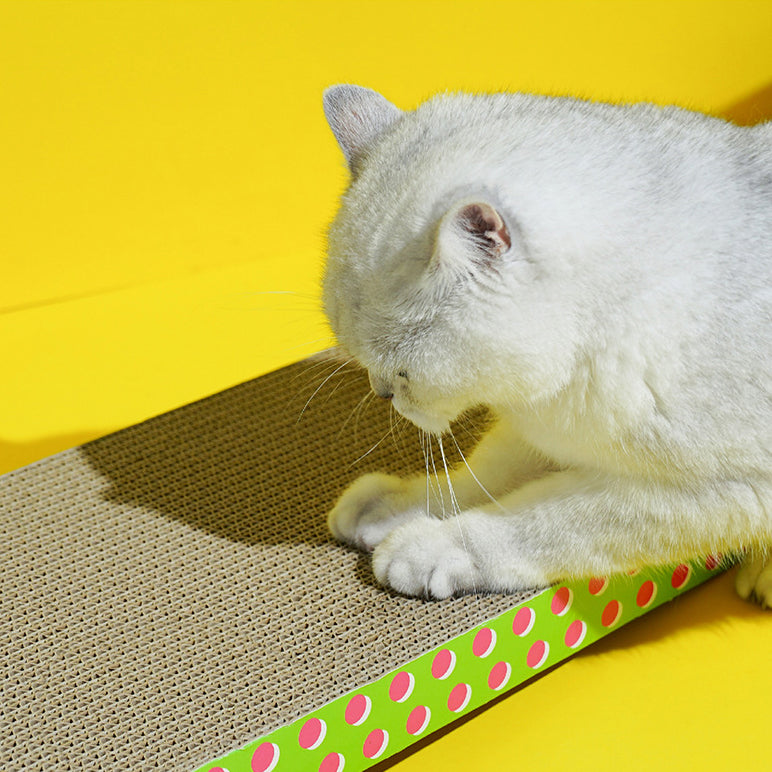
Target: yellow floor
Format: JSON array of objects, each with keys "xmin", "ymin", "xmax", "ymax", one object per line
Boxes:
[{"xmin": 3, "ymin": 2, "xmax": 770, "ymax": 769}]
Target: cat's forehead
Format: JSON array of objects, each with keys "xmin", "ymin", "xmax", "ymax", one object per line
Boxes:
[
  {"xmin": 333, "ymin": 94, "xmax": 528, "ymax": 225},
  {"xmin": 324, "ymin": 93, "xmax": 541, "ymax": 337}
]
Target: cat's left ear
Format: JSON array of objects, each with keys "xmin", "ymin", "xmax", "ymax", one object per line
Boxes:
[
  {"xmin": 323, "ymin": 85, "xmax": 402, "ymax": 172},
  {"xmin": 437, "ymin": 201, "xmax": 512, "ymax": 265}
]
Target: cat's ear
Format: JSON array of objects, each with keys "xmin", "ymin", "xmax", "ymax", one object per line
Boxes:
[
  {"xmin": 323, "ymin": 85, "xmax": 402, "ymax": 172},
  {"xmin": 437, "ymin": 201, "xmax": 512, "ymax": 265}
]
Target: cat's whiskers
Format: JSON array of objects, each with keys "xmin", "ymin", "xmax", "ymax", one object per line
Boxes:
[
  {"xmin": 438, "ymin": 435, "xmax": 480, "ymax": 598},
  {"xmin": 419, "ymin": 430, "xmax": 431, "ymax": 517},
  {"xmin": 452, "ymin": 414, "xmax": 481, "ymax": 445},
  {"xmin": 426, "ymin": 434, "xmax": 446, "ymax": 519},
  {"xmin": 348, "ymin": 427, "xmax": 393, "ymax": 469},
  {"xmin": 355, "ymin": 391, "xmax": 377, "ymax": 437},
  {"xmin": 437, "ymin": 436, "xmax": 462, "ymax": 517},
  {"xmin": 449, "ymin": 429, "xmax": 506, "ymax": 513},
  {"xmin": 287, "ymin": 357, "xmax": 347, "ymax": 413},
  {"xmin": 338, "ymin": 391, "xmax": 369, "ymax": 433},
  {"xmin": 297, "ymin": 358, "xmax": 354, "ymax": 423},
  {"xmin": 290, "ymin": 355, "xmax": 344, "ymax": 383},
  {"xmin": 282, "ymin": 356, "xmax": 346, "ymax": 425},
  {"xmin": 388, "ymin": 402, "xmax": 398, "ymax": 448},
  {"xmin": 391, "ymin": 411, "xmax": 412, "ymax": 450},
  {"xmin": 421, "ymin": 431, "xmax": 442, "ymax": 511},
  {"xmin": 338, "ymin": 389, "xmax": 376, "ymax": 442},
  {"xmin": 320, "ymin": 373, "xmax": 351, "ymax": 409}
]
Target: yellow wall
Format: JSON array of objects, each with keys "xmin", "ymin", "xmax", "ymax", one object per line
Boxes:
[{"xmin": 2, "ymin": 0, "xmax": 771, "ymax": 309}]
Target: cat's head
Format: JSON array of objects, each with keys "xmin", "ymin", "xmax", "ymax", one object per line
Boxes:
[{"xmin": 322, "ymin": 85, "xmax": 580, "ymax": 434}]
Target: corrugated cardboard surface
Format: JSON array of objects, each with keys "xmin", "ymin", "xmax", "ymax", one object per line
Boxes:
[{"xmin": 2, "ymin": 358, "xmax": 531, "ymax": 771}]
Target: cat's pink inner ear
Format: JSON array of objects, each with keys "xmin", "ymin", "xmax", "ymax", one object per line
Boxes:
[{"xmin": 457, "ymin": 202, "xmax": 511, "ymax": 256}]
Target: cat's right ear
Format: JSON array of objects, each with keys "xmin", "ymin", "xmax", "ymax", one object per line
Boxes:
[
  {"xmin": 435, "ymin": 200, "xmax": 512, "ymax": 271},
  {"xmin": 323, "ymin": 85, "xmax": 402, "ymax": 173}
]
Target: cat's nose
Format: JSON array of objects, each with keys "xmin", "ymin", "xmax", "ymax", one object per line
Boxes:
[{"xmin": 368, "ymin": 372, "xmax": 393, "ymax": 400}]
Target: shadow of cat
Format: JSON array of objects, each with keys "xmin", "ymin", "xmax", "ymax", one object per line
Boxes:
[{"xmin": 79, "ymin": 359, "xmax": 454, "ymax": 553}]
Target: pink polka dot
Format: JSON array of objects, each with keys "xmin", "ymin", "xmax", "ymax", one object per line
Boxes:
[
  {"xmin": 298, "ymin": 717, "xmax": 327, "ymax": 750},
  {"xmin": 705, "ymin": 554, "xmax": 722, "ymax": 571},
  {"xmin": 636, "ymin": 580, "xmax": 657, "ymax": 608},
  {"xmin": 526, "ymin": 640, "xmax": 550, "ymax": 669},
  {"xmin": 447, "ymin": 683, "xmax": 472, "ymax": 713},
  {"xmin": 251, "ymin": 742, "xmax": 280, "ymax": 772},
  {"xmin": 487, "ymin": 661, "xmax": 512, "ymax": 691},
  {"xmin": 363, "ymin": 729, "xmax": 389, "ymax": 760},
  {"xmin": 550, "ymin": 586, "xmax": 573, "ymax": 616},
  {"xmin": 344, "ymin": 694, "xmax": 371, "ymax": 726},
  {"xmin": 406, "ymin": 705, "xmax": 432, "ymax": 736},
  {"xmin": 388, "ymin": 671, "xmax": 415, "ymax": 703},
  {"xmin": 210, "ymin": 768, "xmax": 229, "ymax": 772},
  {"xmin": 431, "ymin": 648, "xmax": 456, "ymax": 680},
  {"xmin": 512, "ymin": 606, "xmax": 535, "ymax": 636},
  {"xmin": 671, "ymin": 563, "xmax": 691, "ymax": 589},
  {"xmin": 319, "ymin": 752, "xmax": 345, "ymax": 772},
  {"xmin": 588, "ymin": 576, "xmax": 608, "ymax": 596},
  {"xmin": 564, "ymin": 619, "xmax": 587, "ymax": 649},
  {"xmin": 601, "ymin": 599, "xmax": 623, "ymax": 627},
  {"xmin": 472, "ymin": 627, "xmax": 496, "ymax": 657}
]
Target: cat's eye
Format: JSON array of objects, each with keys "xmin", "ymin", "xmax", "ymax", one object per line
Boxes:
[{"xmin": 397, "ymin": 370, "xmax": 408, "ymax": 380}]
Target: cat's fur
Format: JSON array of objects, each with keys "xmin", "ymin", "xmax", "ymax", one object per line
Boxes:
[{"xmin": 321, "ymin": 85, "xmax": 772, "ymax": 606}]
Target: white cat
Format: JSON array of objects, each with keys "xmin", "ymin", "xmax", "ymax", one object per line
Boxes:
[{"xmin": 321, "ymin": 85, "xmax": 772, "ymax": 607}]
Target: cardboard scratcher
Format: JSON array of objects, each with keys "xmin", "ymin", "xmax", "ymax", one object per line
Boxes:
[{"xmin": 2, "ymin": 356, "xmax": 726, "ymax": 772}]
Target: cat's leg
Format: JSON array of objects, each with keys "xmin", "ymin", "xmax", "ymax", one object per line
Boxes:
[
  {"xmin": 372, "ymin": 469, "xmax": 765, "ymax": 598},
  {"xmin": 327, "ymin": 472, "xmax": 427, "ymax": 551},
  {"xmin": 735, "ymin": 550, "xmax": 772, "ymax": 608},
  {"xmin": 328, "ymin": 416, "xmax": 549, "ymax": 551}
]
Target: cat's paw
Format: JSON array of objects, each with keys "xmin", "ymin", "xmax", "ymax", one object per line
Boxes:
[
  {"xmin": 372, "ymin": 517, "xmax": 483, "ymax": 599},
  {"xmin": 735, "ymin": 551, "xmax": 772, "ymax": 609},
  {"xmin": 328, "ymin": 473, "xmax": 423, "ymax": 552}
]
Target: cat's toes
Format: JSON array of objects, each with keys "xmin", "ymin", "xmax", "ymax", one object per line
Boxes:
[
  {"xmin": 735, "ymin": 551, "xmax": 772, "ymax": 609},
  {"xmin": 328, "ymin": 473, "xmax": 421, "ymax": 551},
  {"xmin": 372, "ymin": 518, "xmax": 481, "ymax": 599}
]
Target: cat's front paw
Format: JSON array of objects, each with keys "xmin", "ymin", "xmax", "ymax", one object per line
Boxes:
[
  {"xmin": 735, "ymin": 551, "xmax": 772, "ymax": 609},
  {"xmin": 372, "ymin": 517, "xmax": 482, "ymax": 599},
  {"xmin": 328, "ymin": 473, "xmax": 423, "ymax": 552}
]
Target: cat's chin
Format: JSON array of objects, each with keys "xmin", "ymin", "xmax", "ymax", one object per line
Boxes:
[{"xmin": 394, "ymin": 403, "xmax": 452, "ymax": 436}]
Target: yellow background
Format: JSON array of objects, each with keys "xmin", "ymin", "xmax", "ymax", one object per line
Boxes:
[{"xmin": 2, "ymin": 1, "xmax": 770, "ymax": 769}]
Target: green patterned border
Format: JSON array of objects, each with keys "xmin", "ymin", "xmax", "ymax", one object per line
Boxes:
[{"xmin": 196, "ymin": 557, "xmax": 727, "ymax": 772}]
